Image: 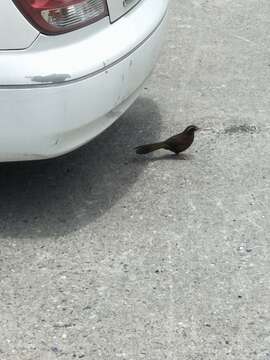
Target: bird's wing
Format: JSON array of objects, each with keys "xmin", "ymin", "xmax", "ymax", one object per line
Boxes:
[{"xmin": 165, "ymin": 133, "xmax": 184, "ymax": 146}]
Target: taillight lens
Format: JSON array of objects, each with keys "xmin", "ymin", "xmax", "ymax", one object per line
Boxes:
[{"xmin": 13, "ymin": 0, "xmax": 108, "ymax": 35}]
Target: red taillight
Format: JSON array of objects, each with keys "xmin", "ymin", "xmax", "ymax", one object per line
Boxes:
[{"xmin": 13, "ymin": 0, "xmax": 108, "ymax": 35}]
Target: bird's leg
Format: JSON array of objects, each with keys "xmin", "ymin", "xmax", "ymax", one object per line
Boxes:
[{"xmin": 175, "ymin": 152, "xmax": 187, "ymax": 159}]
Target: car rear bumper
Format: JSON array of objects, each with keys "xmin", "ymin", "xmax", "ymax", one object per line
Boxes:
[{"xmin": 0, "ymin": 0, "xmax": 168, "ymax": 161}]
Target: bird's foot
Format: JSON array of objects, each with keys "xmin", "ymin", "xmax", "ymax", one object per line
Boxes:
[{"xmin": 174, "ymin": 153, "xmax": 188, "ymax": 160}]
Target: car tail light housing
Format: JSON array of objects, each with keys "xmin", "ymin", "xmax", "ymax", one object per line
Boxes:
[{"xmin": 13, "ymin": 0, "xmax": 108, "ymax": 35}]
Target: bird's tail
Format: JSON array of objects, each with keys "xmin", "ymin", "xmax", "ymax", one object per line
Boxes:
[{"xmin": 135, "ymin": 142, "xmax": 165, "ymax": 154}]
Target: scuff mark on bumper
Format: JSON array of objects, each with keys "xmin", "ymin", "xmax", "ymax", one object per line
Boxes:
[{"xmin": 28, "ymin": 73, "xmax": 71, "ymax": 84}]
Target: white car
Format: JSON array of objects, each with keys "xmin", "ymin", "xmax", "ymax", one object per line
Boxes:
[{"xmin": 0, "ymin": 0, "xmax": 169, "ymax": 161}]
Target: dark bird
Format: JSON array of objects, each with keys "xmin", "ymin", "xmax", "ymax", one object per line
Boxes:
[{"xmin": 135, "ymin": 125, "xmax": 199, "ymax": 155}]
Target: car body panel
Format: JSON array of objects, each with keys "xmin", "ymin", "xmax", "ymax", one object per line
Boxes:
[
  {"xmin": 106, "ymin": 0, "xmax": 142, "ymax": 22},
  {"xmin": 0, "ymin": 0, "xmax": 169, "ymax": 161},
  {"xmin": 0, "ymin": 0, "xmax": 39, "ymax": 50},
  {"xmin": 0, "ymin": 0, "xmax": 168, "ymax": 87}
]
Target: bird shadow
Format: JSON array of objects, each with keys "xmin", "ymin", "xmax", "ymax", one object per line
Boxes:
[
  {"xmin": 133, "ymin": 152, "xmax": 194, "ymax": 163},
  {"xmin": 0, "ymin": 97, "xmax": 162, "ymax": 240}
]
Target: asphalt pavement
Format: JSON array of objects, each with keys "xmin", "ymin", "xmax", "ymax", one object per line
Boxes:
[{"xmin": 1, "ymin": 0, "xmax": 270, "ymax": 359}]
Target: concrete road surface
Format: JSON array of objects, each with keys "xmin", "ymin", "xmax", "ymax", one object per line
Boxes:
[{"xmin": 1, "ymin": 0, "xmax": 270, "ymax": 359}]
